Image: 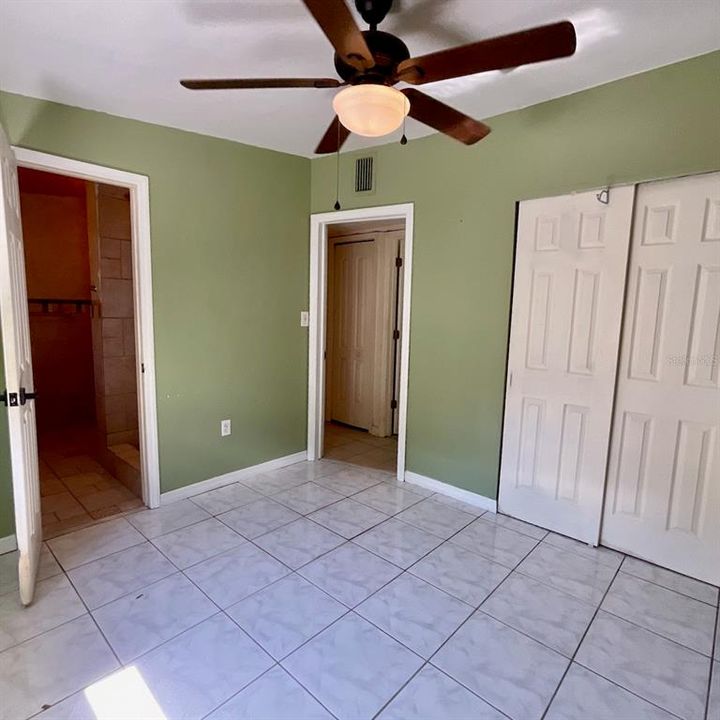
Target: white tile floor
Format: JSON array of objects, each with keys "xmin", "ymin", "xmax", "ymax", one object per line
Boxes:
[{"xmin": 0, "ymin": 459, "xmax": 718, "ymax": 720}]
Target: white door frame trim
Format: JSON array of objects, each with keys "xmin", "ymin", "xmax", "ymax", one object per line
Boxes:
[
  {"xmin": 11, "ymin": 147, "xmax": 161, "ymax": 509},
  {"xmin": 308, "ymin": 203, "xmax": 414, "ymax": 481}
]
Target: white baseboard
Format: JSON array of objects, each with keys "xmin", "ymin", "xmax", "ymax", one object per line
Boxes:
[
  {"xmin": 0, "ymin": 534, "xmax": 18, "ymax": 554},
  {"xmin": 160, "ymin": 451, "xmax": 308, "ymax": 505},
  {"xmin": 404, "ymin": 471, "xmax": 497, "ymax": 513}
]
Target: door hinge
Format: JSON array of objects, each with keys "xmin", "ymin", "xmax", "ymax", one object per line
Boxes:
[
  {"xmin": 390, "ymin": 399, "xmax": 398, "ymax": 410},
  {"xmin": 141, "ymin": 362, "xmax": 145, "ymax": 374},
  {"xmin": 395, "ymin": 256, "xmax": 403, "ymax": 268},
  {"xmin": 392, "ymin": 329, "xmax": 400, "ymax": 340},
  {"xmin": 1, "ymin": 391, "xmax": 18, "ymax": 407}
]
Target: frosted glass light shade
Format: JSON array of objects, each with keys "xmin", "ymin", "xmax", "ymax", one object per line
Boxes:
[{"xmin": 332, "ymin": 85, "xmax": 410, "ymax": 137}]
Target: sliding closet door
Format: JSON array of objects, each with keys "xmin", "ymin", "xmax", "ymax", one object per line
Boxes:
[
  {"xmin": 500, "ymin": 187, "xmax": 634, "ymax": 543},
  {"xmin": 601, "ymin": 173, "xmax": 720, "ymax": 585}
]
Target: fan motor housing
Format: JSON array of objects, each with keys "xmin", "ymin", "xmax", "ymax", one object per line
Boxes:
[
  {"xmin": 334, "ymin": 30, "xmax": 410, "ymax": 85},
  {"xmin": 355, "ymin": 0, "xmax": 394, "ymax": 27}
]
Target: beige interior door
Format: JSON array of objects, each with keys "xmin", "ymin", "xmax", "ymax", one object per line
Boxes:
[
  {"xmin": 601, "ymin": 172, "xmax": 720, "ymax": 585},
  {"xmin": 330, "ymin": 239, "xmax": 377, "ymax": 429},
  {"xmin": 0, "ymin": 124, "xmax": 41, "ymax": 605},
  {"xmin": 499, "ymin": 187, "xmax": 635, "ymax": 543}
]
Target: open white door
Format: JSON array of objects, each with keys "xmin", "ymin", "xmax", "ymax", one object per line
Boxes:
[
  {"xmin": 0, "ymin": 124, "xmax": 41, "ymax": 605},
  {"xmin": 499, "ymin": 187, "xmax": 634, "ymax": 543}
]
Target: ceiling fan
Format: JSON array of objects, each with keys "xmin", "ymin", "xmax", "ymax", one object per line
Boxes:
[{"xmin": 180, "ymin": 0, "xmax": 577, "ymax": 154}]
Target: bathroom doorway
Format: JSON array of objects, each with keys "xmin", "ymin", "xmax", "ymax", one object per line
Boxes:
[{"xmin": 17, "ymin": 168, "xmax": 144, "ymax": 536}]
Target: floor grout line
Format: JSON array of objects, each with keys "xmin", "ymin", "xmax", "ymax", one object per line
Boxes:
[
  {"xmin": 704, "ymin": 603, "xmax": 719, "ymax": 720},
  {"xmin": 539, "ymin": 557, "xmax": 625, "ymax": 719}
]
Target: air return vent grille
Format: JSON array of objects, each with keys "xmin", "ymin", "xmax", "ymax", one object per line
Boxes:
[{"xmin": 355, "ymin": 156, "xmax": 374, "ymax": 193}]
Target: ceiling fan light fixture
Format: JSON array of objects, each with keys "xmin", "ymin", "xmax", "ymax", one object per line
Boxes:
[{"xmin": 332, "ymin": 84, "xmax": 410, "ymax": 137}]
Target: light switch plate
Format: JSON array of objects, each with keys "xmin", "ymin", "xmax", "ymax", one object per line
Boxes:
[
  {"xmin": 300, "ymin": 311, "xmax": 309, "ymax": 327},
  {"xmin": 221, "ymin": 419, "xmax": 231, "ymax": 437}
]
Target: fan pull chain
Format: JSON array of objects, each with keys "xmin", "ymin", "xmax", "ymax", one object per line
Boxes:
[
  {"xmin": 334, "ymin": 117, "xmax": 341, "ymax": 210},
  {"xmin": 400, "ymin": 114, "xmax": 407, "ymax": 146}
]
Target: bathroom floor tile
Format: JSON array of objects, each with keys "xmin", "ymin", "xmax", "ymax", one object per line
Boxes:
[
  {"xmin": 227, "ymin": 574, "xmax": 346, "ymax": 660},
  {"xmin": 282, "ymin": 613, "xmax": 423, "ymax": 720}
]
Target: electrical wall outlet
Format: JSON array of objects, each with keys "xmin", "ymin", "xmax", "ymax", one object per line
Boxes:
[
  {"xmin": 300, "ymin": 311, "xmax": 309, "ymax": 327},
  {"xmin": 221, "ymin": 419, "xmax": 231, "ymax": 437}
]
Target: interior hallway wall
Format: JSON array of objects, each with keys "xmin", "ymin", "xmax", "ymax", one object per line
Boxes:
[
  {"xmin": 0, "ymin": 92, "xmax": 311, "ymax": 538},
  {"xmin": 311, "ymin": 51, "xmax": 720, "ymax": 500}
]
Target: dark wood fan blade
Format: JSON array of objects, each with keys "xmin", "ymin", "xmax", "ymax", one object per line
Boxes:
[
  {"xmin": 315, "ymin": 116, "xmax": 351, "ymax": 154},
  {"xmin": 397, "ymin": 21, "xmax": 576, "ymax": 84},
  {"xmin": 402, "ymin": 89, "xmax": 491, "ymax": 145},
  {"xmin": 302, "ymin": 0, "xmax": 375, "ymax": 70},
  {"xmin": 180, "ymin": 78, "xmax": 342, "ymax": 90}
]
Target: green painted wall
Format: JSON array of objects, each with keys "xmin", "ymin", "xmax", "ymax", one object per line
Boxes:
[
  {"xmin": 1, "ymin": 52, "xmax": 719, "ymax": 537},
  {"xmin": 0, "ymin": 93, "xmax": 310, "ymax": 537},
  {"xmin": 312, "ymin": 51, "xmax": 720, "ymax": 499}
]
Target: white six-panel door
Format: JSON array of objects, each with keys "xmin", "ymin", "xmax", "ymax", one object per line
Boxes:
[
  {"xmin": 601, "ymin": 173, "xmax": 720, "ymax": 585},
  {"xmin": 0, "ymin": 124, "xmax": 41, "ymax": 605},
  {"xmin": 330, "ymin": 240, "xmax": 378, "ymax": 429},
  {"xmin": 500, "ymin": 187, "xmax": 635, "ymax": 543}
]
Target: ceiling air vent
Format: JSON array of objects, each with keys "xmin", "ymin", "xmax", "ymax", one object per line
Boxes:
[{"xmin": 354, "ymin": 156, "xmax": 374, "ymax": 193}]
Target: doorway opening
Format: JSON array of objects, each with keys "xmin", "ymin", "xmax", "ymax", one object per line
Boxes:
[
  {"xmin": 17, "ymin": 168, "xmax": 144, "ymax": 536},
  {"xmin": 308, "ymin": 203, "xmax": 414, "ymax": 481},
  {"xmin": 323, "ymin": 219, "xmax": 405, "ymax": 472}
]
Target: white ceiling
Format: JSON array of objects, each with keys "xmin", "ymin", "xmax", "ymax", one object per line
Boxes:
[{"xmin": 1, "ymin": 0, "xmax": 718, "ymax": 158}]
